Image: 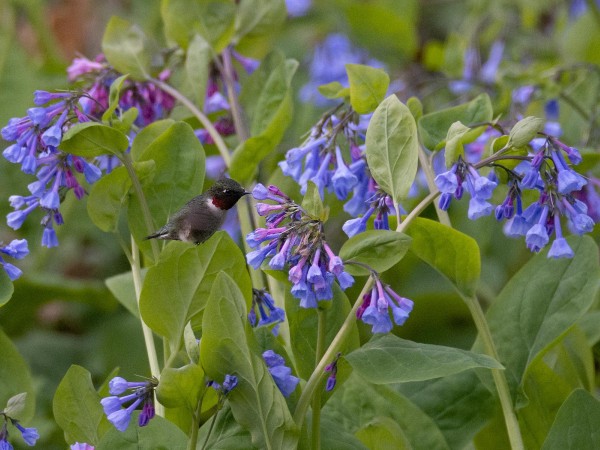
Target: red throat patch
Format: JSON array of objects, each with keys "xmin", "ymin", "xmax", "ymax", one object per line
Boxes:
[{"xmin": 211, "ymin": 196, "xmax": 228, "ymax": 210}]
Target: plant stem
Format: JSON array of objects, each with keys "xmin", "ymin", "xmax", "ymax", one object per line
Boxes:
[
  {"xmin": 130, "ymin": 236, "xmax": 163, "ymax": 416},
  {"xmin": 311, "ymin": 309, "xmax": 326, "ymax": 450},
  {"xmin": 293, "ymin": 277, "xmax": 374, "ymax": 428},
  {"xmin": 187, "ymin": 397, "xmax": 202, "ymax": 450},
  {"xmin": 221, "ymin": 47, "xmax": 250, "ymax": 141},
  {"xmin": 462, "ymin": 294, "xmax": 524, "ymax": 450},
  {"xmin": 396, "ymin": 190, "xmax": 440, "ymax": 234},
  {"xmin": 149, "ymin": 77, "xmax": 231, "ymax": 166},
  {"xmin": 418, "ymin": 146, "xmax": 451, "ymax": 226},
  {"xmin": 201, "ymin": 409, "xmax": 219, "ymax": 450}
]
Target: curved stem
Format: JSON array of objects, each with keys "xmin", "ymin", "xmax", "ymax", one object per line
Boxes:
[
  {"xmin": 418, "ymin": 146, "xmax": 451, "ymax": 226},
  {"xmin": 396, "ymin": 190, "xmax": 440, "ymax": 234},
  {"xmin": 148, "ymin": 77, "xmax": 231, "ymax": 166},
  {"xmin": 462, "ymin": 294, "xmax": 524, "ymax": 450},
  {"xmin": 311, "ymin": 309, "xmax": 327, "ymax": 450},
  {"xmin": 293, "ymin": 277, "xmax": 374, "ymax": 428}
]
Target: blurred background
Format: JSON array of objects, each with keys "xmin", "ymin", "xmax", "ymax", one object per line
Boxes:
[{"xmin": 1, "ymin": 0, "xmax": 598, "ymax": 447}]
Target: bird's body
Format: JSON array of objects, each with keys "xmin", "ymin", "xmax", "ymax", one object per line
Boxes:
[{"xmin": 145, "ymin": 178, "xmax": 249, "ymax": 245}]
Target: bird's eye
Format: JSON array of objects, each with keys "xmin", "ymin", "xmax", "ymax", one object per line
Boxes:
[{"xmin": 223, "ymin": 189, "xmax": 229, "ymax": 193}]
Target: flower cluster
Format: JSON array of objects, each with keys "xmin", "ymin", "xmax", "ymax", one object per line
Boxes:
[
  {"xmin": 342, "ymin": 186, "xmax": 400, "ymax": 237},
  {"xmin": 263, "ymin": 350, "xmax": 299, "ymax": 398},
  {"xmin": 248, "ymin": 289, "xmax": 285, "ymax": 334},
  {"xmin": 0, "ymin": 413, "xmax": 39, "ymax": 448},
  {"xmin": 100, "ymin": 376, "xmax": 157, "ymax": 432},
  {"xmin": 356, "ymin": 276, "xmax": 414, "ymax": 334},
  {"xmin": 0, "ymin": 239, "xmax": 28, "ymax": 281},
  {"xmin": 246, "ymin": 184, "xmax": 354, "ymax": 308},
  {"xmin": 436, "ymin": 123, "xmax": 595, "ymax": 257}
]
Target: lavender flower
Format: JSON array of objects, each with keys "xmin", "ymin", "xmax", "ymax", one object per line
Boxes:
[
  {"xmin": 357, "ymin": 277, "xmax": 414, "ymax": 334},
  {"xmin": 208, "ymin": 374, "xmax": 238, "ymax": 397},
  {"xmin": 0, "ymin": 239, "xmax": 29, "ymax": 281},
  {"xmin": 0, "ymin": 412, "xmax": 39, "ymax": 448},
  {"xmin": 248, "ymin": 289, "xmax": 286, "ymax": 334},
  {"xmin": 247, "ymin": 184, "xmax": 354, "ymax": 307},
  {"xmin": 70, "ymin": 444, "xmax": 95, "ymax": 450},
  {"xmin": 263, "ymin": 350, "xmax": 299, "ymax": 397},
  {"xmin": 101, "ymin": 376, "xmax": 157, "ymax": 432}
]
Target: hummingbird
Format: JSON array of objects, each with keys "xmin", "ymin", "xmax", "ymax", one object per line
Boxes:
[{"xmin": 145, "ymin": 178, "xmax": 250, "ymax": 245}]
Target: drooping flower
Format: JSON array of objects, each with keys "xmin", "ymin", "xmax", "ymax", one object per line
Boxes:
[
  {"xmin": 70, "ymin": 443, "xmax": 95, "ymax": 450},
  {"xmin": 0, "ymin": 410, "xmax": 39, "ymax": 448},
  {"xmin": 248, "ymin": 289, "xmax": 286, "ymax": 334},
  {"xmin": 0, "ymin": 239, "xmax": 29, "ymax": 281},
  {"xmin": 247, "ymin": 184, "xmax": 354, "ymax": 307},
  {"xmin": 263, "ymin": 350, "xmax": 299, "ymax": 397},
  {"xmin": 357, "ymin": 277, "xmax": 414, "ymax": 334},
  {"xmin": 101, "ymin": 376, "xmax": 157, "ymax": 432},
  {"xmin": 324, "ymin": 353, "xmax": 341, "ymax": 392}
]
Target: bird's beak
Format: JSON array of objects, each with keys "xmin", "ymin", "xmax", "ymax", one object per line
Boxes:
[{"xmin": 243, "ymin": 191, "xmax": 251, "ymax": 196}]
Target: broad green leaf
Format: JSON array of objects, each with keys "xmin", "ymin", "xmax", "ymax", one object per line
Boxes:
[
  {"xmin": 508, "ymin": 116, "xmax": 545, "ymax": 148},
  {"xmin": 286, "ymin": 282, "xmax": 360, "ymax": 381},
  {"xmin": 519, "ymin": 328, "xmax": 594, "ymax": 449},
  {"xmin": 339, "ymin": 230, "xmax": 411, "ymax": 276},
  {"xmin": 321, "ymin": 415, "xmax": 368, "ymax": 450},
  {"xmin": 234, "ymin": 0, "xmax": 286, "ymax": 40},
  {"xmin": 231, "ymin": 52, "xmax": 297, "ymax": 182},
  {"xmin": 3, "ymin": 392, "xmax": 27, "ymax": 418},
  {"xmin": 104, "ymin": 270, "xmax": 142, "ymax": 318},
  {"xmin": 200, "ymin": 272, "xmax": 297, "ymax": 449},
  {"xmin": 541, "ymin": 389, "xmax": 600, "ymax": 450},
  {"xmin": 161, "ymin": 0, "xmax": 235, "ymax": 51},
  {"xmin": 129, "ymin": 119, "xmax": 175, "ymax": 161},
  {"xmin": 185, "ymin": 34, "xmax": 212, "ymax": 109},
  {"xmin": 97, "ymin": 413, "xmax": 187, "ymax": 450},
  {"xmin": 395, "ymin": 371, "xmax": 495, "ymax": 449},
  {"xmin": 0, "ymin": 269, "xmax": 13, "ymax": 307},
  {"xmin": 128, "ymin": 121, "xmax": 205, "ymax": 258},
  {"xmin": 345, "ymin": 64, "xmax": 390, "ymax": 114},
  {"xmin": 418, "ymin": 93, "xmax": 493, "ymax": 150},
  {"xmin": 102, "ymin": 74, "xmax": 129, "ymax": 123},
  {"xmin": 87, "ymin": 166, "xmax": 131, "ymax": 232},
  {"xmin": 101, "ymin": 17, "xmax": 152, "ymax": 79},
  {"xmin": 323, "ymin": 373, "xmax": 450, "ymax": 450},
  {"xmin": 355, "ymin": 416, "xmax": 411, "ymax": 450},
  {"xmin": 140, "ymin": 233, "xmax": 251, "ymax": 353},
  {"xmin": 156, "ymin": 363, "xmax": 205, "ymax": 410},
  {"xmin": 113, "ymin": 107, "xmax": 139, "ymax": 135},
  {"xmin": 0, "ymin": 329, "xmax": 34, "ymax": 421},
  {"xmin": 406, "ymin": 217, "xmax": 480, "ymax": 297},
  {"xmin": 366, "ymin": 95, "xmax": 419, "ymax": 203},
  {"xmin": 481, "ymin": 236, "xmax": 599, "ymax": 402},
  {"xmin": 53, "ymin": 365, "xmax": 107, "ymax": 445},
  {"xmin": 60, "ymin": 122, "xmax": 129, "ymax": 157},
  {"xmin": 407, "ymin": 96, "xmax": 423, "ymax": 121},
  {"xmin": 198, "ymin": 405, "xmax": 253, "ymax": 449},
  {"xmin": 345, "ymin": 334, "xmax": 502, "ymax": 384},
  {"xmin": 318, "ymin": 81, "xmax": 350, "ymax": 100},
  {"xmin": 444, "ymin": 121, "xmax": 469, "ymax": 167},
  {"xmin": 301, "ymin": 180, "xmax": 326, "ymax": 219}
]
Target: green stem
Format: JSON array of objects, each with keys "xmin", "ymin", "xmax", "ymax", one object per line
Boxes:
[
  {"xmin": 221, "ymin": 47, "xmax": 250, "ymax": 141},
  {"xmin": 201, "ymin": 409, "xmax": 219, "ymax": 450},
  {"xmin": 130, "ymin": 236, "xmax": 163, "ymax": 416},
  {"xmin": 149, "ymin": 78, "xmax": 231, "ymax": 166},
  {"xmin": 293, "ymin": 278, "xmax": 374, "ymax": 428},
  {"xmin": 396, "ymin": 190, "xmax": 440, "ymax": 234},
  {"xmin": 187, "ymin": 397, "xmax": 202, "ymax": 450},
  {"xmin": 311, "ymin": 309, "xmax": 327, "ymax": 450},
  {"xmin": 418, "ymin": 146, "xmax": 451, "ymax": 227},
  {"xmin": 462, "ymin": 294, "xmax": 524, "ymax": 450},
  {"xmin": 586, "ymin": 0, "xmax": 600, "ymax": 28}
]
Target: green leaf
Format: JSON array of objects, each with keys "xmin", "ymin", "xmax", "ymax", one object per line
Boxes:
[
  {"xmin": 234, "ymin": 0, "xmax": 286, "ymax": 40},
  {"xmin": 53, "ymin": 365, "xmax": 107, "ymax": 445},
  {"xmin": 97, "ymin": 413, "xmax": 187, "ymax": 450},
  {"xmin": 345, "ymin": 334, "xmax": 502, "ymax": 384},
  {"xmin": 320, "ymin": 415, "xmax": 368, "ymax": 450},
  {"xmin": 198, "ymin": 405, "xmax": 253, "ymax": 449},
  {"xmin": 129, "ymin": 119, "xmax": 175, "ymax": 161},
  {"xmin": 323, "ymin": 373, "xmax": 450, "ymax": 450},
  {"xmin": 406, "ymin": 217, "xmax": 480, "ymax": 297},
  {"xmin": 102, "ymin": 74, "xmax": 129, "ymax": 123},
  {"xmin": 161, "ymin": 0, "xmax": 235, "ymax": 51},
  {"xmin": 0, "ymin": 329, "xmax": 34, "ymax": 421},
  {"xmin": 481, "ymin": 236, "xmax": 600, "ymax": 402},
  {"xmin": 87, "ymin": 166, "xmax": 131, "ymax": 232},
  {"xmin": 339, "ymin": 230, "xmax": 411, "ymax": 276},
  {"xmin": 156, "ymin": 363, "xmax": 205, "ymax": 410},
  {"xmin": 140, "ymin": 233, "xmax": 251, "ymax": 353},
  {"xmin": 286, "ymin": 282, "xmax": 360, "ymax": 380},
  {"xmin": 508, "ymin": 116, "xmax": 545, "ymax": 148},
  {"xmin": 101, "ymin": 16, "xmax": 152, "ymax": 80},
  {"xmin": 59, "ymin": 122, "xmax": 129, "ymax": 157},
  {"xmin": 104, "ymin": 270, "xmax": 141, "ymax": 318},
  {"xmin": 407, "ymin": 96, "xmax": 423, "ymax": 121},
  {"xmin": 541, "ymin": 389, "xmax": 600, "ymax": 450},
  {"xmin": 3, "ymin": 392, "xmax": 27, "ymax": 418},
  {"xmin": 0, "ymin": 269, "xmax": 14, "ymax": 307},
  {"xmin": 128, "ymin": 121, "xmax": 205, "ymax": 257},
  {"xmin": 185, "ymin": 34, "xmax": 212, "ymax": 109},
  {"xmin": 365, "ymin": 95, "xmax": 419, "ymax": 203},
  {"xmin": 301, "ymin": 180, "xmax": 327, "ymax": 219},
  {"xmin": 355, "ymin": 416, "xmax": 411, "ymax": 450},
  {"xmin": 200, "ymin": 272, "xmax": 297, "ymax": 449},
  {"xmin": 562, "ymin": 12, "xmax": 600, "ymax": 65},
  {"xmin": 318, "ymin": 81, "xmax": 350, "ymax": 100},
  {"xmin": 230, "ymin": 52, "xmax": 297, "ymax": 182},
  {"xmin": 418, "ymin": 93, "xmax": 493, "ymax": 150},
  {"xmin": 444, "ymin": 121, "xmax": 469, "ymax": 167},
  {"xmin": 346, "ymin": 64, "xmax": 390, "ymax": 114}
]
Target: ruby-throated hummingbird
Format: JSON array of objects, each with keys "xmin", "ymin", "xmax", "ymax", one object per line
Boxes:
[{"xmin": 145, "ymin": 178, "xmax": 250, "ymax": 245}]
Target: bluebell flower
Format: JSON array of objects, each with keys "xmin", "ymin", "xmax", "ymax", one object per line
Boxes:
[
  {"xmin": 263, "ymin": 350, "xmax": 299, "ymax": 398},
  {"xmin": 547, "ymin": 215, "xmax": 574, "ymax": 258},
  {"xmin": 248, "ymin": 289, "xmax": 285, "ymax": 334},
  {"xmin": 70, "ymin": 442, "xmax": 95, "ymax": 450},
  {"xmin": 14, "ymin": 424, "xmax": 38, "ymax": 446},
  {"xmin": 208, "ymin": 374, "xmax": 239, "ymax": 396},
  {"xmin": 0, "ymin": 412, "xmax": 39, "ymax": 448},
  {"xmin": 449, "ymin": 41, "xmax": 504, "ymax": 94},
  {"xmin": 101, "ymin": 376, "xmax": 157, "ymax": 432},
  {"xmin": 358, "ymin": 278, "xmax": 414, "ymax": 334},
  {"xmin": 286, "ymin": 0, "xmax": 311, "ymax": 16},
  {"xmin": 0, "ymin": 239, "xmax": 29, "ymax": 281}
]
